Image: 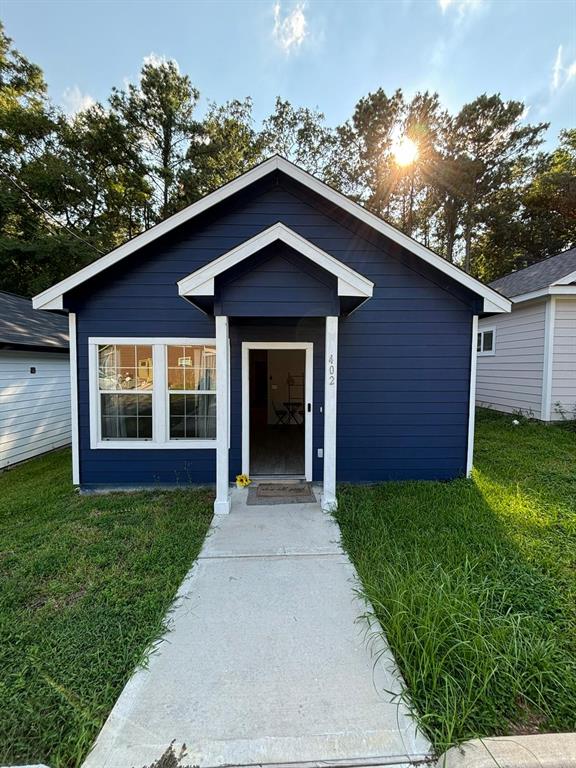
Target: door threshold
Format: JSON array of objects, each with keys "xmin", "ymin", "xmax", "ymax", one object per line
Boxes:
[{"xmin": 249, "ymin": 475, "xmax": 306, "ymax": 483}]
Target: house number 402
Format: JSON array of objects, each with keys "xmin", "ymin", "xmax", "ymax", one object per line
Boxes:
[{"xmin": 328, "ymin": 354, "xmax": 336, "ymax": 385}]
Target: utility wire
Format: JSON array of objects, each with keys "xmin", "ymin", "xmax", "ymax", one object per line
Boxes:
[{"xmin": 0, "ymin": 167, "xmax": 105, "ymax": 255}]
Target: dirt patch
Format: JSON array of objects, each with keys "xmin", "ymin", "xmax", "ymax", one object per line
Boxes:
[{"xmin": 508, "ymin": 698, "xmax": 548, "ymax": 736}]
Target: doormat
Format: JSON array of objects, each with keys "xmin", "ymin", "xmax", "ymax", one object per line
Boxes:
[{"xmin": 246, "ymin": 482, "xmax": 316, "ymax": 506}]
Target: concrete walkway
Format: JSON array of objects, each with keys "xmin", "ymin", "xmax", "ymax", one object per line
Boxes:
[{"xmin": 83, "ymin": 487, "xmax": 431, "ymax": 768}]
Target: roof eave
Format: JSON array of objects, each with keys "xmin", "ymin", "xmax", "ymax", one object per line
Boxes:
[
  {"xmin": 32, "ymin": 154, "xmax": 507, "ymax": 313},
  {"xmin": 511, "ymin": 285, "xmax": 576, "ymax": 304}
]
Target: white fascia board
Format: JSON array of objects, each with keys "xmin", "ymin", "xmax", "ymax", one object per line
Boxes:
[
  {"xmin": 512, "ymin": 285, "xmax": 576, "ymax": 304},
  {"xmin": 177, "ymin": 222, "xmax": 374, "ymax": 298},
  {"xmin": 33, "ymin": 154, "xmax": 505, "ymax": 312},
  {"xmin": 483, "ymin": 297, "xmax": 511, "ymax": 313}
]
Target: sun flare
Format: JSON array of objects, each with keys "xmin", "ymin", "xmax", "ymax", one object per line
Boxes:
[{"xmin": 392, "ymin": 136, "xmax": 419, "ymax": 167}]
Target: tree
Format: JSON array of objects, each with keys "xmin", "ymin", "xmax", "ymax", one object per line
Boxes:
[
  {"xmin": 180, "ymin": 98, "xmax": 264, "ymax": 203},
  {"xmin": 261, "ymin": 97, "xmax": 335, "ymax": 176},
  {"xmin": 447, "ymin": 95, "xmax": 547, "ymax": 273},
  {"xmin": 0, "ymin": 21, "xmax": 83, "ymax": 295},
  {"xmin": 110, "ymin": 58, "xmax": 200, "ymax": 220},
  {"xmin": 474, "ymin": 129, "xmax": 576, "ymax": 281}
]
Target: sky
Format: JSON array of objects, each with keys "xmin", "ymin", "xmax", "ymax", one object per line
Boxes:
[{"xmin": 2, "ymin": 0, "xmax": 575, "ymax": 147}]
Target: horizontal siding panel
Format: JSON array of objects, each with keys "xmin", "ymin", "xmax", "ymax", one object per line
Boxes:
[
  {"xmin": 70, "ymin": 180, "xmax": 474, "ymax": 484},
  {"xmin": 551, "ymin": 297, "xmax": 576, "ymax": 418},
  {"xmin": 4, "ymin": 437, "xmax": 70, "ymax": 467}
]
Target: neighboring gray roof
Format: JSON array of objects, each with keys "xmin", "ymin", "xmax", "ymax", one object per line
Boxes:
[
  {"xmin": 0, "ymin": 291, "xmax": 68, "ymax": 350},
  {"xmin": 490, "ymin": 247, "xmax": 576, "ymax": 298}
]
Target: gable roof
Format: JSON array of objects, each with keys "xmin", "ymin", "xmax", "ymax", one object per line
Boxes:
[
  {"xmin": 0, "ymin": 291, "xmax": 68, "ymax": 351},
  {"xmin": 177, "ymin": 223, "xmax": 374, "ymax": 300},
  {"xmin": 490, "ymin": 247, "xmax": 576, "ymax": 301},
  {"xmin": 32, "ymin": 155, "xmax": 510, "ymax": 314}
]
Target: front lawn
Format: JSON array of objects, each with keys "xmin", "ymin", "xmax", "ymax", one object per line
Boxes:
[
  {"xmin": 335, "ymin": 409, "xmax": 576, "ymax": 754},
  {"xmin": 0, "ymin": 449, "xmax": 213, "ymax": 768}
]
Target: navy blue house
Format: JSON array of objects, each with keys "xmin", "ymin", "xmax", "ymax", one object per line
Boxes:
[{"xmin": 33, "ymin": 157, "xmax": 510, "ymax": 513}]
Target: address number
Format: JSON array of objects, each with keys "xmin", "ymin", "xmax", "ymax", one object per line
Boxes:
[{"xmin": 328, "ymin": 353, "xmax": 336, "ymax": 385}]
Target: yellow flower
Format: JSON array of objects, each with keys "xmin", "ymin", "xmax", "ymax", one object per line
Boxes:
[{"xmin": 235, "ymin": 474, "xmax": 251, "ymax": 487}]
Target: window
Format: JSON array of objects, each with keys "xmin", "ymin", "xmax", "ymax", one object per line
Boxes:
[
  {"xmin": 90, "ymin": 338, "xmax": 217, "ymax": 448},
  {"xmin": 167, "ymin": 345, "xmax": 216, "ymax": 439},
  {"xmin": 98, "ymin": 344, "xmax": 153, "ymax": 440},
  {"xmin": 477, "ymin": 328, "xmax": 495, "ymax": 355}
]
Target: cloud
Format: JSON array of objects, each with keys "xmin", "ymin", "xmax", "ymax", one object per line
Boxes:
[
  {"xmin": 552, "ymin": 44, "xmax": 563, "ymax": 90},
  {"xmin": 438, "ymin": 0, "xmax": 485, "ymax": 19},
  {"xmin": 61, "ymin": 86, "xmax": 96, "ymax": 116},
  {"xmin": 551, "ymin": 44, "xmax": 576, "ymax": 91},
  {"xmin": 142, "ymin": 52, "xmax": 180, "ymax": 71},
  {"xmin": 273, "ymin": 1, "xmax": 308, "ymax": 54}
]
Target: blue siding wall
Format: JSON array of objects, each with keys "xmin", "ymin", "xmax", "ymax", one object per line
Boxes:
[
  {"xmin": 68, "ymin": 172, "xmax": 476, "ymax": 486},
  {"xmin": 216, "ymin": 243, "xmax": 338, "ymax": 317}
]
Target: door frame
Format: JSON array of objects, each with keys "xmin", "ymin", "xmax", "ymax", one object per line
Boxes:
[{"xmin": 241, "ymin": 341, "xmax": 313, "ymax": 481}]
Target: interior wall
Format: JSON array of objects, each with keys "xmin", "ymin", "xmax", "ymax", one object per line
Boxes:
[{"xmin": 267, "ymin": 349, "xmax": 305, "ymax": 424}]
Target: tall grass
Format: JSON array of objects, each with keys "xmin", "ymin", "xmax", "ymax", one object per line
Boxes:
[{"xmin": 335, "ymin": 411, "xmax": 576, "ymax": 752}]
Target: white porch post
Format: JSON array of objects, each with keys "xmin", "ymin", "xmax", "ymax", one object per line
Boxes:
[
  {"xmin": 215, "ymin": 315, "xmax": 231, "ymax": 514},
  {"xmin": 321, "ymin": 316, "xmax": 338, "ymax": 511},
  {"xmin": 466, "ymin": 314, "xmax": 478, "ymax": 478}
]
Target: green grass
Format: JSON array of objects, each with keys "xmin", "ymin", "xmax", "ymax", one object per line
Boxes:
[
  {"xmin": 0, "ymin": 449, "xmax": 213, "ymax": 768},
  {"xmin": 334, "ymin": 409, "xmax": 576, "ymax": 754}
]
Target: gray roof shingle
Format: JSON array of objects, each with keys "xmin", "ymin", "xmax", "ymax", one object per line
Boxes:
[
  {"xmin": 0, "ymin": 291, "xmax": 68, "ymax": 350},
  {"xmin": 490, "ymin": 247, "xmax": 576, "ymax": 298}
]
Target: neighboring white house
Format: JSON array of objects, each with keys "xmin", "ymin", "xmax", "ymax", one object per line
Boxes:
[
  {"xmin": 477, "ymin": 247, "xmax": 576, "ymax": 421},
  {"xmin": 0, "ymin": 291, "xmax": 71, "ymax": 468}
]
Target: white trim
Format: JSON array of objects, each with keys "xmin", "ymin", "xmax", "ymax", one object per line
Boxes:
[
  {"xmin": 88, "ymin": 337, "xmax": 218, "ymax": 450},
  {"xmin": 241, "ymin": 341, "xmax": 313, "ymax": 482},
  {"xmin": 466, "ymin": 315, "xmax": 478, "ymax": 477},
  {"xmin": 511, "ymin": 285, "xmax": 576, "ymax": 304},
  {"xmin": 33, "ymin": 156, "xmax": 510, "ymax": 314},
  {"xmin": 321, "ymin": 316, "xmax": 338, "ymax": 511},
  {"xmin": 541, "ymin": 296, "xmax": 556, "ymax": 422},
  {"xmin": 177, "ymin": 223, "xmax": 374, "ymax": 299},
  {"xmin": 215, "ymin": 317, "xmax": 230, "ymax": 514},
  {"xmin": 477, "ymin": 326, "xmax": 496, "ymax": 356},
  {"xmin": 69, "ymin": 313, "xmax": 80, "ymax": 484}
]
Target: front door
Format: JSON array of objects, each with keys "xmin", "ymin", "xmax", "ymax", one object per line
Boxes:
[{"xmin": 242, "ymin": 343, "xmax": 313, "ymax": 481}]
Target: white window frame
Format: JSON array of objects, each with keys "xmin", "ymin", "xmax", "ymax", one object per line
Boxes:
[
  {"xmin": 88, "ymin": 337, "xmax": 217, "ymax": 449},
  {"xmin": 477, "ymin": 327, "xmax": 496, "ymax": 356}
]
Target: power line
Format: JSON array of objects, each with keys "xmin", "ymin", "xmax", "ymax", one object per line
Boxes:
[{"xmin": 0, "ymin": 167, "xmax": 105, "ymax": 255}]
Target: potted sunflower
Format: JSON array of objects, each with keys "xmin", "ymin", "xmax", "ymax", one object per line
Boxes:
[{"xmin": 235, "ymin": 473, "xmax": 251, "ymax": 488}]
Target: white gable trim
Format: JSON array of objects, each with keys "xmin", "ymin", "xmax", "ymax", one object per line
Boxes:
[
  {"xmin": 511, "ymin": 285, "xmax": 576, "ymax": 304},
  {"xmin": 177, "ymin": 223, "xmax": 374, "ymax": 299},
  {"xmin": 33, "ymin": 155, "xmax": 510, "ymax": 314}
]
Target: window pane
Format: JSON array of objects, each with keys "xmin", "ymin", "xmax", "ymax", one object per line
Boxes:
[
  {"xmin": 100, "ymin": 393, "xmax": 153, "ymax": 440},
  {"xmin": 101, "ymin": 416, "xmax": 119, "ymax": 439},
  {"xmin": 98, "ymin": 345, "xmax": 153, "ymax": 391},
  {"xmin": 166, "ymin": 345, "xmax": 216, "ymax": 393},
  {"xmin": 101, "ymin": 393, "xmax": 119, "ymax": 416},
  {"xmin": 170, "ymin": 416, "xmax": 185, "ymax": 438},
  {"xmin": 170, "ymin": 393, "xmax": 186, "ymax": 415},
  {"xmin": 476, "ymin": 333, "xmax": 482, "ymax": 352},
  {"xmin": 122, "ymin": 416, "xmax": 139, "ymax": 438},
  {"xmin": 167, "ymin": 367, "xmax": 185, "ymax": 390},
  {"xmin": 483, "ymin": 331, "xmax": 494, "ymax": 352},
  {"xmin": 137, "ymin": 394, "xmax": 153, "ymax": 416},
  {"xmin": 136, "ymin": 347, "xmax": 153, "ymax": 389},
  {"xmin": 138, "ymin": 416, "xmax": 153, "ymax": 439},
  {"xmin": 169, "ymin": 393, "xmax": 216, "ymax": 439}
]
